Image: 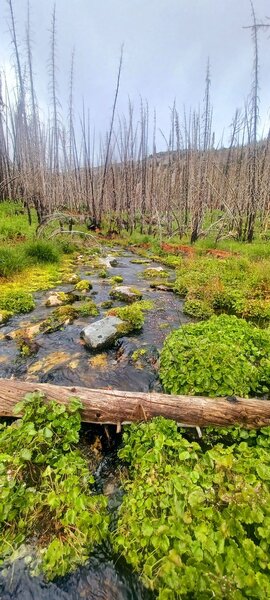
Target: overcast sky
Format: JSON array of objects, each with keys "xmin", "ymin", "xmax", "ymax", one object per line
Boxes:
[{"xmin": 1, "ymin": 0, "xmax": 270, "ymax": 149}]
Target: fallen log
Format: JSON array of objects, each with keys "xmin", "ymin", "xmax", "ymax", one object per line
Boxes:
[{"xmin": 0, "ymin": 378, "xmax": 269, "ymax": 428}]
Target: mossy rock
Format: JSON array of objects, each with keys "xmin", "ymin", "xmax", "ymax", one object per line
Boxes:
[
  {"xmin": 45, "ymin": 291, "xmax": 78, "ymax": 307},
  {"xmin": 130, "ymin": 259, "xmax": 151, "ymax": 265},
  {"xmin": 41, "ymin": 305, "xmax": 78, "ymax": 333},
  {"xmin": 100, "ymin": 300, "xmax": 114, "ymax": 309},
  {"xmin": 142, "ymin": 267, "xmax": 169, "ymax": 279},
  {"xmin": 107, "ymin": 300, "xmax": 153, "ymax": 334},
  {"xmin": 75, "ymin": 279, "xmax": 93, "ymax": 292},
  {"xmin": 0, "ymin": 310, "xmax": 13, "ymax": 325},
  {"xmin": 108, "ymin": 275, "xmax": 124, "ymax": 285},
  {"xmin": 109, "ymin": 286, "xmax": 143, "ymax": 303},
  {"xmin": 76, "ymin": 300, "xmax": 99, "ymax": 317},
  {"xmin": 150, "ymin": 281, "xmax": 174, "ymax": 291},
  {"xmin": 98, "ymin": 269, "xmax": 108, "ymax": 279},
  {"xmin": 62, "ymin": 273, "xmax": 80, "ymax": 285}
]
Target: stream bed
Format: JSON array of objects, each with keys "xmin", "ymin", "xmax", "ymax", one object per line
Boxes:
[{"xmin": 0, "ymin": 248, "xmax": 190, "ymax": 600}]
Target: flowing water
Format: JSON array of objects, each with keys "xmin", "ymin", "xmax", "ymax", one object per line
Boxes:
[{"xmin": 0, "ymin": 249, "xmax": 190, "ymax": 600}]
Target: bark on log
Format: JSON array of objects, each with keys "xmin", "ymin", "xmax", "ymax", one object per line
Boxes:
[{"xmin": 0, "ymin": 378, "xmax": 269, "ymax": 428}]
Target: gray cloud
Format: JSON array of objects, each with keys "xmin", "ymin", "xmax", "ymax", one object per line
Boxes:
[{"xmin": 1, "ymin": 0, "xmax": 270, "ymax": 147}]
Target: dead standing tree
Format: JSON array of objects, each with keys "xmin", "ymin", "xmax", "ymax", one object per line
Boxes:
[{"xmin": 243, "ymin": 1, "xmax": 270, "ymax": 242}]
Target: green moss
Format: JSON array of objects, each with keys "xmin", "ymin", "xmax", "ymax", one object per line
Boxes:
[
  {"xmin": 132, "ymin": 348, "xmax": 147, "ymax": 362},
  {"xmin": 98, "ymin": 269, "xmax": 108, "ymax": 279},
  {"xmin": 108, "ymin": 300, "xmax": 153, "ymax": 334},
  {"xmin": 109, "ymin": 286, "xmax": 143, "ymax": 303},
  {"xmin": 142, "ymin": 268, "xmax": 169, "ymax": 279},
  {"xmin": 41, "ymin": 305, "xmax": 78, "ymax": 333},
  {"xmin": 108, "ymin": 275, "xmax": 124, "ymax": 284},
  {"xmin": 100, "ymin": 300, "xmax": 114, "ymax": 309},
  {"xmin": 76, "ymin": 300, "xmax": 99, "ymax": 317},
  {"xmin": 62, "ymin": 273, "xmax": 81, "ymax": 284},
  {"xmin": 0, "ymin": 310, "xmax": 13, "ymax": 325},
  {"xmin": 160, "ymin": 314, "xmax": 270, "ymax": 398},
  {"xmin": 75, "ymin": 279, "xmax": 92, "ymax": 292},
  {"xmin": 17, "ymin": 335, "xmax": 39, "ymax": 357},
  {"xmin": 0, "ymin": 291, "xmax": 35, "ymax": 315}
]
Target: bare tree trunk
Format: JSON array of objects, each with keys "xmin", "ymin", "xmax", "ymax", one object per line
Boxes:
[{"xmin": 0, "ymin": 378, "xmax": 270, "ymax": 428}]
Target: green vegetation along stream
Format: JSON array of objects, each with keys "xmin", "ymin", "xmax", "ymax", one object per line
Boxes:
[
  {"xmin": 0, "ymin": 246, "xmax": 187, "ymax": 600},
  {"xmin": 1, "ymin": 214, "xmax": 270, "ymax": 599}
]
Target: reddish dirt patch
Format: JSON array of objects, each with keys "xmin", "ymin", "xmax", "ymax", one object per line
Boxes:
[{"xmin": 161, "ymin": 243, "xmax": 196, "ymax": 256}]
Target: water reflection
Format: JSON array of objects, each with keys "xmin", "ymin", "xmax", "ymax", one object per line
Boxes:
[{"xmin": 0, "ymin": 552, "xmax": 154, "ymax": 600}]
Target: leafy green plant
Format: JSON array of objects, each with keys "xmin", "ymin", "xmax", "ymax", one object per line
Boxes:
[
  {"xmin": 108, "ymin": 300, "xmax": 153, "ymax": 334},
  {"xmin": 113, "ymin": 417, "xmax": 270, "ymax": 599},
  {"xmin": 0, "ymin": 392, "xmax": 108, "ymax": 579},
  {"xmin": 183, "ymin": 298, "xmax": 214, "ymax": 319},
  {"xmin": 160, "ymin": 314, "xmax": 270, "ymax": 397}
]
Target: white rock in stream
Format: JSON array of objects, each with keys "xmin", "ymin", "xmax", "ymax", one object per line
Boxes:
[
  {"xmin": 45, "ymin": 293, "xmax": 63, "ymax": 307},
  {"xmin": 81, "ymin": 316, "xmax": 124, "ymax": 350},
  {"xmin": 148, "ymin": 266, "xmax": 166, "ymax": 273},
  {"xmin": 99, "ymin": 256, "xmax": 118, "ymax": 268}
]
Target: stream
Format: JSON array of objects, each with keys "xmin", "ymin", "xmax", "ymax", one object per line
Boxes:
[{"xmin": 0, "ymin": 248, "xmax": 190, "ymax": 600}]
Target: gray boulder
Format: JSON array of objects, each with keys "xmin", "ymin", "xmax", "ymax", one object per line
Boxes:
[{"xmin": 81, "ymin": 316, "xmax": 124, "ymax": 350}]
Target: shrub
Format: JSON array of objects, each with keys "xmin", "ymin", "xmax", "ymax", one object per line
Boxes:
[
  {"xmin": 160, "ymin": 315, "xmax": 270, "ymax": 397},
  {"xmin": 24, "ymin": 240, "xmax": 60, "ymax": 264}
]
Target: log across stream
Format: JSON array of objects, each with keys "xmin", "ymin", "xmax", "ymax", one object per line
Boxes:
[{"xmin": 0, "ymin": 377, "xmax": 269, "ymax": 428}]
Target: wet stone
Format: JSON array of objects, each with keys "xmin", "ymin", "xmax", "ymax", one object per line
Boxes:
[
  {"xmin": 45, "ymin": 293, "xmax": 64, "ymax": 307},
  {"xmin": 110, "ymin": 286, "xmax": 142, "ymax": 303},
  {"xmin": 81, "ymin": 316, "xmax": 124, "ymax": 350}
]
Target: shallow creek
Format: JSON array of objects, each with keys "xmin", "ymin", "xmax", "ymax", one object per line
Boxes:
[{"xmin": 0, "ymin": 249, "xmax": 190, "ymax": 600}]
